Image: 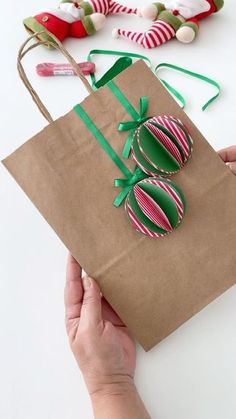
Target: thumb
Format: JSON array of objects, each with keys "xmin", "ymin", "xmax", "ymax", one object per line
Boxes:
[
  {"xmin": 80, "ymin": 276, "xmax": 102, "ymax": 327},
  {"xmin": 229, "ymin": 162, "xmax": 236, "ymax": 175}
]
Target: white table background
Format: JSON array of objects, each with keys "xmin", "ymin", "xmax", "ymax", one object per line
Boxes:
[{"xmin": 1, "ymin": 1, "xmax": 236, "ymax": 418}]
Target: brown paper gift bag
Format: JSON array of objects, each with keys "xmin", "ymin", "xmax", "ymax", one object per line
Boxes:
[{"xmin": 2, "ymin": 34, "xmax": 236, "ymax": 351}]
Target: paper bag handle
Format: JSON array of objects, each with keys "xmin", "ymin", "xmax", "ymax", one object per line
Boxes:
[{"xmin": 17, "ymin": 32, "xmax": 94, "ymax": 123}]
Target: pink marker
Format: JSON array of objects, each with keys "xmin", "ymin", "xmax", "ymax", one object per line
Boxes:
[{"xmin": 36, "ymin": 61, "xmax": 95, "ymax": 76}]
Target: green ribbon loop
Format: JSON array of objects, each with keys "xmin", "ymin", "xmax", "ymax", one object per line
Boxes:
[
  {"xmin": 87, "ymin": 49, "xmax": 152, "ymax": 89},
  {"xmin": 118, "ymin": 96, "xmax": 149, "ymax": 131},
  {"xmin": 113, "ymin": 166, "xmax": 147, "ymax": 207},
  {"xmin": 86, "ymin": 49, "xmax": 220, "ymax": 111},
  {"xmin": 118, "ymin": 96, "xmax": 149, "ymax": 159},
  {"xmin": 155, "ymin": 63, "xmax": 221, "ymax": 111},
  {"xmin": 108, "ymin": 81, "xmax": 150, "ymax": 159},
  {"xmin": 73, "ymin": 103, "xmax": 146, "ymax": 207}
]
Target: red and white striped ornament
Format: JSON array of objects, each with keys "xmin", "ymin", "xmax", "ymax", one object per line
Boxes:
[
  {"xmin": 131, "ymin": 115, "xmax": 193, "ymax": 177},
  {"xmin": 112, "ymin": 19, "xmax": 176, "ymax": 49},
  {"xmin": 126, "ymin": 177, "xmax": 186, "ymax": 238}
]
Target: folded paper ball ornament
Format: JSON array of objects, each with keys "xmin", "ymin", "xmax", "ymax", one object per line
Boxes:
[
  {"xmin": 126, "ymin": 177, "xmax": 186, "ymax": 238},
  {"xmin": 131, "ymin": 115, "xmax": 193, "ymax": 177}
]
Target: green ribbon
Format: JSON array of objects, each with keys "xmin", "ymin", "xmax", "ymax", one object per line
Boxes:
[
  {"xmin": 107, "ymin": 80, "xmax": 150, "ymax": 159},
  {"xmin": 117, "ymin": 96, "xmax": 149, "ymax": 159},
  {"xmin": 87, "ymin": 49, "xmax": 152, "ymax": 89},
  {"xmin": 155, "ymin": 63, "xmax": 221, "ymax": 111},
  {"xmin": 92, "ymin": 57, "xmax": 133, "ymax": 90},
  {"xmin": 73, "ymin": 103, "xmax": 146, "ymax": 207},
  {"xmin": 87, "ymin": 50, "xmax": 221, "ymax": 111},
  {"xmin": 160, "ymin": 79, "xmax": 186, "ymax": 109},
  {"xmin": 114, "ymin": 166, "xmax": 146, "ymax": 207}
]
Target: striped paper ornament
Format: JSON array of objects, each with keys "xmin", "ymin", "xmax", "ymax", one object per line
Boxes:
[
  {"xmin": 131, "ymin": 115, "xmax": 193, "ymax": 177},
  {"xmin": 126, "ymin": 177, "xmax": 186, "ymax": 238}
]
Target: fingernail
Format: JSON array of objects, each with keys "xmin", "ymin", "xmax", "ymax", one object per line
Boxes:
[{"xmin": 83, "ymin": 276, "xmax": 91, "ymax": 290}]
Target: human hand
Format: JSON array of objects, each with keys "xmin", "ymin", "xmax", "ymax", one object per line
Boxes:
[
  {"xmin": 218, "ymin": 146, "xmax": 236, "ymax": 175},
  {"xmin": 64, "ymin": 254, "xmax": 136, "ymax": 397},
  {"xmin": 64, "ymin": 254, "xmax": 151, "ymax": 418}
]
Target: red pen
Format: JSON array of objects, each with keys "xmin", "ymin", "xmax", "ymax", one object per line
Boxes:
[{"xmin": 36, "ymin": 61, "xmax": 95, "ymax": 76}]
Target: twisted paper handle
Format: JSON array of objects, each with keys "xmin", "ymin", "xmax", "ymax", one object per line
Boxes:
[{"xmin": 17, "ymin": 31, "xmax": 93, "ymax": 123}]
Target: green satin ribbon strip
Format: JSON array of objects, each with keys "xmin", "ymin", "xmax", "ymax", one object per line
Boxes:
[
  {"xmin": 87, "ymin": 49, "xmax": 152, "ymax": 89},
  {"xmin": 87, "ymin": 50, "xmax": 220, "ymax": 111},
  {"xmin": 155, "ymin": 63, "xmax": 221, "ymax": 111},
  {"xmin": 93, "ymin": 57, "xmax": 133, "ymax": 90},
  {"xmin": 73, "ymin": 104, "xmax": 146, "ymax": 207},
  {"xmin": 107, "ymin": 80, "xmax": 150, "ymax": 159},
  {"xmin": 160, "ymin": 79, "xmax": 186, "ymax": 109}
]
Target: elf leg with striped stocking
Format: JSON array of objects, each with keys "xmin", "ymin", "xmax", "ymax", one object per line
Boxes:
[
  {"xmin": 113, "ymin": 0, "xmax": 224, "ymax": 49},
  {"xmin": 78, "ymin": 0, "xmax": 137, "ymax": 15},
  {"xmin": 112, "ymin": 19, "xmax": 177, "ymax": 49}
]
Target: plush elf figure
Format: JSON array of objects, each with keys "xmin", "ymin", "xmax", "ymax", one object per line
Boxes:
[
  {"xmin": 113, "ymin": 0, "xmax": 224, "ymax": 49},
  {"xmin": 23, "ymin": 0, "xmax": 105, "ymax": 45},
  {"xmin": 23, "ymin": 0, "xmax": 137, "ymax": 46}
]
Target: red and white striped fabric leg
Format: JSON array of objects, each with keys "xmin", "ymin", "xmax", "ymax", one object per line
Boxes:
[
  {"xmin": 108, "ymin": 0, "xmax": 137, "ymax": 14},
  {"xmin": 116, "ymin": 19, "xmax": 176, "ymax": 49},
  {"xmin": 89, "ymin": 0, "xmax": 137, "ymax": 15}
]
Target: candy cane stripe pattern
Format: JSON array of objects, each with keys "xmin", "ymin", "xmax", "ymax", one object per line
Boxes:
[
  {"xmin": 126, "ymin": 178, "xmax": 186, "ymax": 237},
  {"xmin": 88, "ymin": 0, "xmax": 137, "ymax": 15},
  {"xmin": 131, "ymin": 115, "xmax": 193, "ymax": 177},
  {"xmin": 134, "ymin": 184, "xmax": 172, "ymax": 231},
  {"xmin": 113, "ymin": 20, "xmax": 176, "ymax": 49}
]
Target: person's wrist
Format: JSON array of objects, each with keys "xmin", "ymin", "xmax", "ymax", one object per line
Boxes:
[
  {"xmin": 86, "ymin": 373, "xmax": 136, "ymax": 400},
  {"xmin": 89, "ymin": 377, "xmax": 151, "ymax": 419}
]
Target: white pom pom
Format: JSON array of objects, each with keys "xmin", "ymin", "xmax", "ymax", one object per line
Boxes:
[
  {"xmin": 112, "ymin": 28, "xmax": 119, "ymax": 39},
  {"xmin": 140, "ymin": 4, "xmax": 158, "ymax": 20},
  {"xmin": 90, "ymin": 13, "xmax": 106, "ymax": 31},
  {"xmin": 136, "ymin": 7, "xmax": 142, "ymax": 17},
  {"xmin": 176, "ymin": 26, "xmax": 196, "ymax": 43},
  {"xmin": 59, "ymin": 2, "xmax": 85, "ymax": 19}
]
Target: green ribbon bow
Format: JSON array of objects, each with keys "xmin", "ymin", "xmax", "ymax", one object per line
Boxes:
[
  {"xmin": 73, "ymin": 103, "xmax": 147, "ymax": 207},
  {"xmin": 113, "ymin": 166, "xmax": 147, "ymax": 207},
  {"xmin": 118, "ymin": 96, "xmax": 150, "ymax": 159},
  {"xmin": 107, "ymin": 81, "xmax": 151, "ymax": 159}
]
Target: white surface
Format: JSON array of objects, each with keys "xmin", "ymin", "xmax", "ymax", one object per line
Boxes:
[{"xmin": 1, "ymin": 1, "xmax": 236, "ymax": 418}]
